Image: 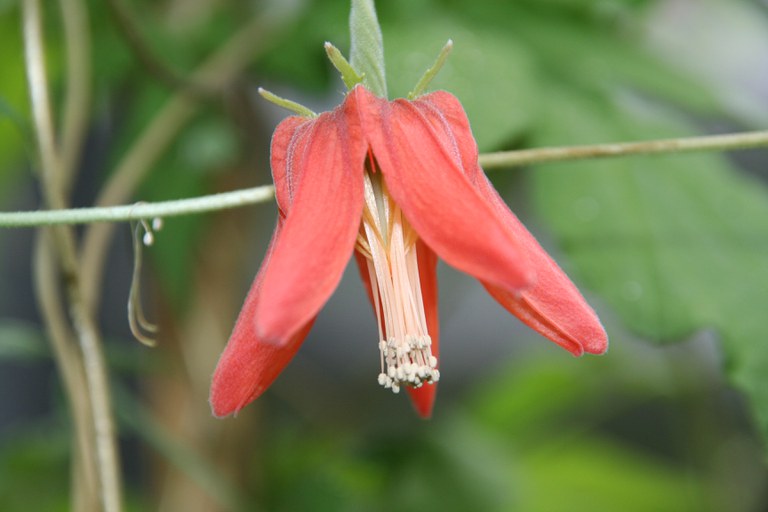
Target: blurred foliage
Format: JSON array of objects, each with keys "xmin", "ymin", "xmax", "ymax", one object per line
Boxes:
[
  {"xmin": 4, "ymin": 334, "xmax": 765, "ymax": 511},
  {"xmin": 2, "ymin": 0, "xmax": 768, "ymax": 510},
  {"xmin": 0, "ymin": 423, "xmax": 71, "ymax": 512},
  {"xmin": 253, "ymin": 340, "xmax": 764, "ymax": 512}
]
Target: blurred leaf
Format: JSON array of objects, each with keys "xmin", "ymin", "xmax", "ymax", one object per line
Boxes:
[
  {"xmin": 136, "ymin": 110, "xmax": 244, "ymax": 310},
  {"xmin": 504, "ymin": 8, "xmax": 723, "ymax": 117},
  {"xmin": 384, "ymin": 18, "xmax": 537, "ymax": 150},
  {"xmin": 468, "ymin": 355, "xmax": 608, "ymax": 438},
  {"xmin": 0, "ymin": 319, "xmax": 48, "ymax": 361},
  {"xmin": 460, "ymin": 348, "xmax": 742, "ymax": 511},
  {"xmin": 0, "ymin": 424, "xmax": 70, "ymax": 512},
  {"xmin": 530, "ymin": 87, "xmax": 768, "ymax": 441},
  {"xmin": 176, "ymin": 118, "xmax": 237, "ymax": 175},
  {"xmin": 256, "ymin": 2, "xmax": 348, "ymax": 91},
  {"xmin": 264, "ymin": 429, "xmax": 378, "ymax": 512},
  {"xmin": 113, "ymin": 384, "xmax": 244, "ymax": 510},
  {"xmin": 519, "ymin": 438, "xmax": 712, "ymax": 512},
  {"xmin": 0, "ymin": 10, "xmax": 31, "ymax": 186}
]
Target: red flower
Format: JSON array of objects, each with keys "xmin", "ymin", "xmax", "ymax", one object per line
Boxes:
[{"xmin": 210, "ymin": 85, "xmax": 607, "ymax": 418}]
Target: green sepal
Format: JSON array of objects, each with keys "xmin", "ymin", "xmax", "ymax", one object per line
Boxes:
[{"xmin": 325, "ymin": 42, "xmax": 364, "ymax": 90}]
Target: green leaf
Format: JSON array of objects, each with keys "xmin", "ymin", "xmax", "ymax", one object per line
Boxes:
[
  {"xmin": 529, "ymin": 87, "xmax": 768, "ymax": 442},
  {"xmin": 463, "ymin": 350, "xmax": 758, "ymax": 511},
  {"xmin": 504, "ymin": 9, "xmax": 723, "ymax": 117},
  {"xmin": 349, "ymin": 0, "xmax": 387, "ymax": 97}
]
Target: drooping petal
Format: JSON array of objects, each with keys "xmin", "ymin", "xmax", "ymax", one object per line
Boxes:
[
  {"xmin": 350, "ymin": 86, "xmax": 534, "ymax": 293},
  {"xmin": 414, "ymin": 91, "xmax": 607, "ymax": 355},
  {"xmin": 405, "ymin": 240, "xmax": 440, "ymax": 418},
  {"xmin": 211, "ymin": 223, "xmax": 315, "ymax": 417},
  {"xmin": 254, "ymin": 105, "xmax": 367, "ymax": 345},
  {"xmin": 480, "ymin": 178, "xmax": 608, "ymax": 355}
]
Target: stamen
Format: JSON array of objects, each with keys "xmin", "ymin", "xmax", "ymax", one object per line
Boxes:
[{"xmin": 355, "ymin": 167, "xmax": 439, "ymax": 393}]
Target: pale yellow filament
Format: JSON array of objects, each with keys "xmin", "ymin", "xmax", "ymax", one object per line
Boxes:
[{"xmin": 356, "ymin": 168, "xmax": 439, "ymax": 393}]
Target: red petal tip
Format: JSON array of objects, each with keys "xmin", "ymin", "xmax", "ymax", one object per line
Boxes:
[
  {"xmin": 407, "ymin": 383, "xmax": 437, "ymax": 419},
  {"xmin": 583, "ymin": 332, "xmax": 609, "ymax": 355}
]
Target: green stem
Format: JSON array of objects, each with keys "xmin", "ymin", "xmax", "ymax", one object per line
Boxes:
[
  {"xmin": 0, "ymin": 185, "xmax": 274, "ymax": 227},
  {"xmin": 480, "ymin": 129, "xmax": 768, "ymax": 169},
  {"xmin": 2, "ymin": 130, "xmax": 768, "ymax": 229}
]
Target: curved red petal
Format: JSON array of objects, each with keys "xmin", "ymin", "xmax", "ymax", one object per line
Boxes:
[
  {"xmin": 254, "ymin": 105, "xmax": 367, "ymax": 344},
  {"xmin": 414, "ymin": 92, "xmax": 607, "ymax": 355},
  {"xmin": 406, "ymin": 240, "xmax": 440, "ymax": 418},
  {"xmin": 350, "ymin": 86, "xmax": 534, "ymax": 293},
  {"xmin": 271, "ymin": 116, "xmax": 315, "ymax": 213},
  {"xmin": 479, "ymin": 181, "xmax": 608, "ymax": 355},
  {"xmin": 210, "ymin": 223, "xmax": 315, "ymax": 417},
  {"xmin": 410, "ymin": 91, "xmax": 485, "ymax": 186}
]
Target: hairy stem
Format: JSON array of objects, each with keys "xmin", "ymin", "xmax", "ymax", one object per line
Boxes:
[
  {"xmin": 3, "ymin": 129, "xmax": 768, "ymax": 229},
  {"xmin": 0, "ymin": 185, "xmax": 275, "ymax": 227},
  {"xmin": 479, "ymin": 129, "xmax": 768, "ymax": 169}
]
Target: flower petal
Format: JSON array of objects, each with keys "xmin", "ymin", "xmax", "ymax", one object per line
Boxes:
[
  {"xmin": 270, "ymin": 115, "xmax": 314, "ymax": 213},
  {"xmin": 210, "ymin": 223, "xmax": 315, "ymax": 417},
  {"xmin": 350, "ymin": 86, "xmax": 534, "ymax": 293},
  {"xmin": 405, "ymin": 240, "xmax": 440, "ymax": 418},
  {"xmin": 415, "ymin": 91, "xmax": 607, "ymax": 355},
  {"xmin": 254, "ymin": 105, "xmax": 367, "ymax": 344},
  {"xmin": 480, "ymin": 182, "xmax": 609, "ymax": 355}
]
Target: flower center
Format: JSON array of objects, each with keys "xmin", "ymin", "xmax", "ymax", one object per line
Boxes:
[{"xmin": 355, "ymin": 158, "xmax": 439, "ymax": 394}]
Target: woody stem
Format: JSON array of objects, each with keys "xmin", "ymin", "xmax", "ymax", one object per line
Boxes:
[{"xmin": 23, "ymin": 0, "xmax": 122, "ymax": 510}]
